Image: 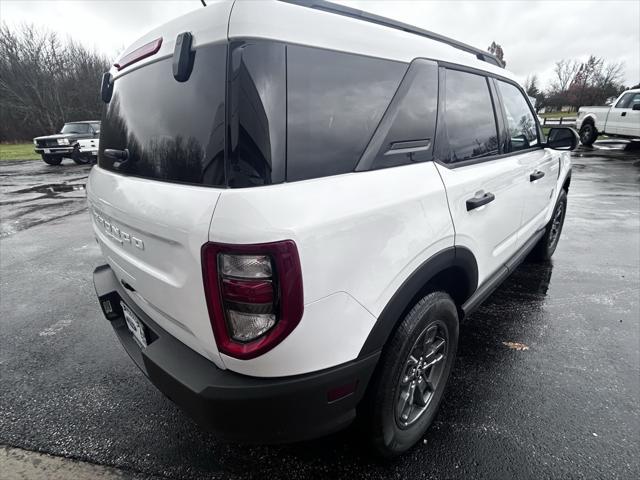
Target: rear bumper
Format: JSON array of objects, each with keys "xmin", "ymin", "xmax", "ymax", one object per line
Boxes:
[{"xmin": 93, "ymin": 264, "xmax": 379, "ymax": 443}]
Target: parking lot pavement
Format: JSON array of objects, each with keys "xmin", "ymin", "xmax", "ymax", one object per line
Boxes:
[
  {"xmin": 1, "ymin": 145, "xmax": 638, "ymax": 480},
  {"xmin": 0, "ymin": 159, "xmax": 92, "ymax": 238}
]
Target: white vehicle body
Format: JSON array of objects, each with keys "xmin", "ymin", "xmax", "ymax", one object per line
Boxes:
[
  {"xmin": 576, "ymin": 89, "xmax": 640, "ymax": 140},
  {"xmin": 89, "ymin": 0, "xmax": 574, "ymax": 450}
]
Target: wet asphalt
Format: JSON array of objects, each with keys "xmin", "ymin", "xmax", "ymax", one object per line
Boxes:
[{"xmin": 1, "ymin": 144, "xmax": 639, "ymax": 480}]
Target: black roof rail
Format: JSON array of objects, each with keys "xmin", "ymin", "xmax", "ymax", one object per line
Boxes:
[{"xmin": 278, "ymin": 0, "xmax": 504, "ymax": 68}]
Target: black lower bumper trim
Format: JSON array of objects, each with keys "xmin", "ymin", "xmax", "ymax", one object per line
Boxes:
[{"xmin": 93, "ymin": 264, "xmax": 380, "ymax": 443}]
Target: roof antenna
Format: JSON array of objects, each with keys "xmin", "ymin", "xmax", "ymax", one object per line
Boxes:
[{"xmin": 200, "ymin": 0, "xmax": 207, "ymax": 6}]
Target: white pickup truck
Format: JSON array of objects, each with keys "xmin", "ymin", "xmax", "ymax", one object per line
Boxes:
[{"xmin": 576, "ymin": 89, "xmax": 640, "ymax": 145}]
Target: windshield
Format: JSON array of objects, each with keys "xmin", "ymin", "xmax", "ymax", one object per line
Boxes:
[{"xmin": 60, "ymin": 123, "xmax": 90, "ymax": 134}]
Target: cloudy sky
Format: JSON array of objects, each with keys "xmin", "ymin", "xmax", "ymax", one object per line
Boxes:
[{"xmin": 2, "ymin": 0, "xmax": 638, "ymax": 89}]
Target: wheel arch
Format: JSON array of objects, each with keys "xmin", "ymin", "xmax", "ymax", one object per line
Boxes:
[{"xmin": 358, "ymin": 246, "xmax": 478, "ymax": 357}]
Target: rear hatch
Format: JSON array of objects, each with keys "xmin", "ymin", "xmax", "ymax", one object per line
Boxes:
[{"xmin": 87, "ymin": 0, "xmax": 234, "ymax": 367}]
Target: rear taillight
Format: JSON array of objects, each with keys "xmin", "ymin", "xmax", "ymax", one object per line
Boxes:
[{"xmin": 202, "ymin": 241, "xmax": 304, "ymax": 359}]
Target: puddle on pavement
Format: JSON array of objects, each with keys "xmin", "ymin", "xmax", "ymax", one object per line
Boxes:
[{"xmin": 12, "ymin": 183, "xmax": 86, "ymax": 195}]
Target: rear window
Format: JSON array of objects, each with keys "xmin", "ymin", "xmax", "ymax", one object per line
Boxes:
[
  {"xmin": 286, "ymin": 46, "xmax": 406, "ymax": 182},
  {"xmin": 99, "ymin": 43, "xmax": 227, "ymax": 186}
]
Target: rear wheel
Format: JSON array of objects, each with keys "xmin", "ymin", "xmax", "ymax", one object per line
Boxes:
[
  {"xmin": 579, "ymin": 122, "xmax": 598, "ymax": 146},
  {"xmin": 531, "ymin": 189, "xmax": 567, "ymax": 261},
  {"xmin": 42, "ymin": 154, "xmax": 63, "ymax": 165},
  {"xmin": 71, "ymin": 146, "xmax": 91, "ymax": 165},
  {"xmin": 363, "ymin": 291, "xmax": 459, "ymax": 457}
]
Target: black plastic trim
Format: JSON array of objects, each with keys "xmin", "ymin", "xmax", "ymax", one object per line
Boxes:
[
  {"xmin": 461, "ymin": 227, "xmax": 545, "ymax": 316},
  {"xmin": 173, "ymin": 32, "xmax": 195, "ymax": 82},
  {"xmin": 356, "ymin": 58, "xmax": 438, "ymax": 171},
  {"xmin": 93, "ymin": 264, "xmax": 379, "ymax": 443},
  {"xmin": 359, "ymin": 246, "xmax": 478, "ymax": 356}
]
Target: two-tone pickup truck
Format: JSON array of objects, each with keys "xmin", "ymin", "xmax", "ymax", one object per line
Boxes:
[
  {"xmin": 576, "ymin": 89, "xmax": 640, "ymax": 146},
  {"xmin": 33, "ymin": 121, "xmax": 100, "ymax": 165}
]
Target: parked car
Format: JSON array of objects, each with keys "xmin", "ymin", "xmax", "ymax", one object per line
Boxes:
[
  {"xmin": 33, "ymin": 120, "xmax": 100, "ymax": 165},
  {"xmin": 90, "ymin": 0, "xmax": 575, "ymax": 457},
  {"xmin": 576, "ymin": 89, "xmax": 640, "ymax": 145}
]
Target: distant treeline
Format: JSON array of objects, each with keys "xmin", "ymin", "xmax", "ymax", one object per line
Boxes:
[
  {"xmin": 0, "ymin": 24, "xmax": 110, "ymax": 142},
  {"xmin": 524, "ymin": 56, "xmax": 634, "ymax": 112}
]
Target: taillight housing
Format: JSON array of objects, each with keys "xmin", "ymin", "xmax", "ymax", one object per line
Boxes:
[{"xmin": 202, "ymin": 241, "xmax": 304, "ymax": 359}]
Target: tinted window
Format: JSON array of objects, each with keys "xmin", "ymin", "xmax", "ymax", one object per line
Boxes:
[
  {"xmin": 99, "ymin": 43, "xmax": 226, "ymax": 186},
  {"xmin": 360, "ymin": 59, "xmax": 438, "ymax": 171},
  {"xmin": 227, "ymin": 41, "xmax": 286, "ymax": 187},
  {"xmin": 442, "ymin": 69, "xmax": 499, "ymax": 163},
  {"xmin": 61, "ymin": 123, "xmax": 90, "ymax": 134},
  {"xmin": 287, "ymin": 46, "xmax": 406, "ymax": 181},
  {"xmin": 496, "ymin": 80, "xmax": 539, "ymax": 151}
]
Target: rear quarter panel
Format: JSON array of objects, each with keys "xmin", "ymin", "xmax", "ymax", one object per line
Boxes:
[{"xmin": 211, "ymin": 162, "xmax": 454, "ymax": 376}]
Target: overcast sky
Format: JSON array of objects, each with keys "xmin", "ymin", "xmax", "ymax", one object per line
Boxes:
[{"xmin": 2, "ymin": 0, "xmax": 638, "ymax": 89}]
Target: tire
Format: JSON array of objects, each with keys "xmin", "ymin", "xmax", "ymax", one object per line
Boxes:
[
  {"xmin": 363, "ymin": 291, "xmax": 459, "ymax": 458},
  {"xmin": 42, "ymin": 154, "xmax": 63, "ymax": 165},
  {"xmin": 530, "ymin": 189, "xmax": 568, "ymax": 261},
  {"xmin": 71, "ymin": 146, "xmax": 91, "ymax": 165},
  {"xmin": 579, "ymin": 122, "xmax": 598, "ymax": 146}
]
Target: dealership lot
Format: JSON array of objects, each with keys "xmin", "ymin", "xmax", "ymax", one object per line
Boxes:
[{"xmin": 1, "ymin": 146, "xmax": 638, "ymax": 479}]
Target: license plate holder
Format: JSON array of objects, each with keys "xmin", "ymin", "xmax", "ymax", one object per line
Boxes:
[
  {"xmin": 122, "ymin": 302, "xmax": 148, "ymax": 348},
  {"xmin": 44, "ymin": 148, "xmax": 51, "ymax": 154}
]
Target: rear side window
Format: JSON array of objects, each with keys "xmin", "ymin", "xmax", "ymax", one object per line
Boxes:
[
  {"xmin": 227, "ymin": 41, "xmax": 286, "ymax": 188},
  {"xmin": 441, "ymin": 69, "xmax": 499, "ymax": 163},
  {"xmin": 286, "ymin": 46, "xmax": 406, "ymax": 181},
  {"xmin": 496, "ymin": 80, "xmax": 539, "ymax": 151}
]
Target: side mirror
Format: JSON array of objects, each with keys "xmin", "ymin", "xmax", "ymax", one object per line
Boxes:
[
  {"xmin": 632, "ymin": 104, "xmax": 640, "ymax": 111},
  {"xmin": 546, "ymin": 127, "xmax": 579, "ymax": 151}
]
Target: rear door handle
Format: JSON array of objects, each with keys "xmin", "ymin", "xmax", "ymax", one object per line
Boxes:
[
  {"xmin": 621, "ymin": 112, "xmax": 627, "ymax": 117},
  {"xmin": 530, "ymin": 170, "xmax": 545, "ymax": 182},
  {"xmin": 466, "ymin": 192, "xmax": 495, "ymax": 211}
]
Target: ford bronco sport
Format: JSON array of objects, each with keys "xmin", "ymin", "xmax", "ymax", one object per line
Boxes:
[{"xmin": 90, "ymin": 0, "xmax": 576, "ymax": 457}]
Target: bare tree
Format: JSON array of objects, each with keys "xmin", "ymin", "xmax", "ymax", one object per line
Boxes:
[
  {"xmin": 487, "ymin": 41, "xmax": 506, "ymax": 66},
  {"xmin": 0, "ymin": 23, "xmax": 110, "ymax": 141},
  {"xmin": 552, "ymin": 59, "xmax": 580, "ymax": 92}
]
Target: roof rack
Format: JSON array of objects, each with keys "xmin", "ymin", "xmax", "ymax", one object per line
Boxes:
[{"xmin": 278, "ymin": 0, "xmax": 504, "ymax": 68}]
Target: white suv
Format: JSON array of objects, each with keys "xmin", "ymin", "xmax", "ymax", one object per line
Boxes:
[{"xmin": 90, "ymin": 0, "xmax": 575, "ymax": 457}]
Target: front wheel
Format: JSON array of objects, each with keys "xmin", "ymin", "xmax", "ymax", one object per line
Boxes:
[
  {"xmin": 530, "ymin": 189, "xmax": 567, "ymax": 261},
  {"xmin": 579, "ymin": 123, "xmax": 598, "ymax": 146},
  {"xmin": 42, "ymin": 154, "xmax": 63, "ymax": 165},
  {"xmin": 363, "ymin": 291, "xmax": 459, "ymax": 458}
]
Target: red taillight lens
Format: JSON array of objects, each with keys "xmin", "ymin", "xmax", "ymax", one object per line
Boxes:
[
  {"xmin": 202, "ymin": 241, "xmax": 304, "ymax": 360},
  {"xmin": 114, "ymin": 37, "xmax": 163, "ymax": 71}
]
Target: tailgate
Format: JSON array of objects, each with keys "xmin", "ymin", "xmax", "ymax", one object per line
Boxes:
[
  {"xmin": 89, "ymin": 1, "xmax": 234, "ymax": 367},
  {"xmin": 88, "ymin": 168, "xmax": 223, "ymax": 366}
]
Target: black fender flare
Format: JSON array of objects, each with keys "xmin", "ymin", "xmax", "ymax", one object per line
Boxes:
[{"xmin": 358, "ymin": 246, "xmax": 478, "ymax": 357}]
